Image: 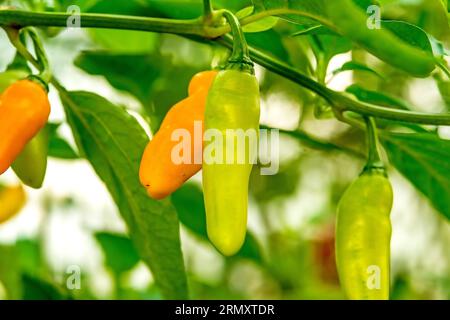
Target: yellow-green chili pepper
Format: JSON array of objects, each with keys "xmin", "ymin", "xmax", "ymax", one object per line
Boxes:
[
  {"xmin": 326, "ymin": 0, "xmax": 435, "ymax": 77},
  {"xmin": 12, "ymin": 126, "xmax": 49, "ymax": 189},
  {"xmin": 203, "ymin": 11, "xmax": 260, "ymax": 256},
  {"xmin": 336, "ymin": 171, "xmax": 393, "ymax": 300},
  {"xmin": 336, "ymin": 118, "xmax": 393, "ymax": 300}
]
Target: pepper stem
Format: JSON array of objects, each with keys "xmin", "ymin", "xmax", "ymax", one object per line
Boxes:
[
  {"xmin": 4, "ymin": 26, "xmax": 51, "ymax": 88},
  {"xmin": 26, "ymin": 28, "xmax": 52, "ymax": 84},
  {"xmin": 203, "ymin": 0, "xmax": 213, "ymax": 22},
  {"xmin": 221, "ymin": 10, "xmax": 254, "ymax": 74},
  {"xmin": 363, "ymin": 117, "xmax": 386, "ymax": 175}
]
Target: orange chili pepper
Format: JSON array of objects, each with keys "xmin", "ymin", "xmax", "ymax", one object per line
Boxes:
[
  {"xmin": 139, "ymin": 71, "xmax": 218, "ymax": 200},
  {"xmin": 0, "ymin": 79, "xmax": 51, "ymax": 175}
]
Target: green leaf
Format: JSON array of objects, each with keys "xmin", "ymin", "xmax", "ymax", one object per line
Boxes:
[
  {"xmin": 95, "ymin": 232, "xmax": 140, "ymax": 275},
  {"xmin": 346, "ymin": 84, "xmax": 411, "ymax": 110},
  {"xmin": 250, "ymin": 157, "xmax": 302, "ymax": 203},
  {"xmin": 244, "ymin": 15, "xmax": 279, "ymax": 33},
  {"xmin": 246, "ymin": 30, "xmax": 290, "ymax": 62},
  {"xmin": 21, "ymin": 274, "xmax": 70, "ymax": 300},
  {"xmin": 430, "ymin": 36, "xmax": 449, "ymax": 56},
  {"xmin": 171, "ymin": 183, "xmax": 207, "ymax": 237},
  {"xmin": 48, "ymin": 136, "xmax": 79, "ymax": 160},
  {"xmin": 252, "ymin": 0, "xmax": 265, "ymax": 12},
  {"xmin": 59, "ymin": 90, "xmax": 188, "ymax": 299},
  {"xmin": 259, "ymin": 0, "xmax": 329, "ymax": 26},
  {"xmin": 47, "ymin": 123, "xmax": 79, "ymax": 160},
  {"xmin": 333, "ymin": 61, "xmax": 385, "ymax": 80},
  {"xmin": 353, "ymin": 0, "xmax": 374, "ymax": 10},
  {"xmin": 15, "ymin": 239, "xmax": 46, "ymax": 277},
  {"xmin": 236, "ymin": 6, "xmax": 255, "ymax": 19},
  {"xmin": 381, "ymin": 21, "xmax": 434, "ymax": 55},
  {"xmin": 381, "ymin": 133, "xmax": 450, "ymax": 221},
  {"xmin": 172, "ymin": 183, "xmax": 264, "ymax": 263},
  {"xmin": 310, "ymin": 33, "xmax": 352, "ymax": 70},
  {"xmin": 75, "ymin": 52, "xmax": 165, "ymax": 108},
  {"xmin": 74, "ymin": 50, "xmax": 210, "ymax": 132},
  {"xmin": 89, "ymin": 29, "xmax": 159, "ymax": 54},
  {"xmin": 237, "ymin": 6, "xmax": 279, "ymax": 33},
  {"xmin": 291, "ymin": 25, "xmax": 333, "ymax": 37},
  {"xmin": 0, "ymin": 246, "xmax": 21, "ymax": 299}
]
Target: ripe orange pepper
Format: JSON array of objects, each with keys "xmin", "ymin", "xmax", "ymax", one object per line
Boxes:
[
  {"xmin": 0, "ymin": 79, "xmax": 51, "ymax": 175},
  {"xmin": 139, "ymin": 70, "xmax": 218, "ymax": 200}
]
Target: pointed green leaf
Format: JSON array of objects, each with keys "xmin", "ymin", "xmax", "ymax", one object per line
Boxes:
[
  {"xmin": 59, "ymin": 90, "xmax": 188, "ymax": 299},
  {"xmin": 382, "ymin": 133, "xmax": 450, "ymax": 221}
]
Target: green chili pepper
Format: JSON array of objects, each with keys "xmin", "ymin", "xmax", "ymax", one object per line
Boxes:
[
  {"xmin": 0, "ymin": 70, "xmax": 29, "ymax": 90},
  {"xmin": 203, "ymin": 11, "xmax": 260, "ymax": 256},
  {"xmin": 326, "ymin": 0, "xmax": 435, "ymax": 77},
  {"xmin": 336, "ymin": 171, "xmax": 393, "ymax": 300},
  {"xmin": 12, "ymin": 126, "xmax": 49, "ymax": 189},
  {"xmin": 336, "ymin": 118, "xmax": 393, "ymax": 300}
]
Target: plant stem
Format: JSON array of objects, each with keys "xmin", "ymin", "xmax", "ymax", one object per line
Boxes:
[
  {"xmin": 203, "ymin": 0, "xmax": 213, "ymax": 22},
  {"xmin": 0, "ymin": 9, "xmax": 206, "ymax": 36},
  {"xmin": 4, "ymin": 27, "xmax": 39, "ymax": 69},
  {"xmin": 0, "ymin": 8, "xmax": 331, "ymax": 38},
  {"xmin": 363, "ymin": 117, "xmax": 385, "ymax": 173},
  {"xmin": 220, "ymin": 10, "xmax": 253, "ymax": 73},
  {"xmin": 26, "ymin": 28, "xmax": 52, "ymax": 83}
]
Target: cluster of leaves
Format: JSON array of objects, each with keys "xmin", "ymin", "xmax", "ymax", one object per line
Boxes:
[{"xmin": 0, "ymin": 0, "xmax": 449, "ymax": 299}]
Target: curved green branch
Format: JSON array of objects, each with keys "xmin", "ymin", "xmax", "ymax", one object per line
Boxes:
[
  {"xmin": 2, "ymin": 8, "xmax": 450, "ymax": 126},
  {"xmin": 0, "ymin": 9, "xmax": 206, "ymax": 35}
]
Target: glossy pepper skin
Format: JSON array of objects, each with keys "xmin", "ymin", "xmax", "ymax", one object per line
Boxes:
[
  {"xmin": 139, "ymin": 71, "xmax": 217, "ymax": 200},
  {"xmin": 12, "ymin": 127, "xmax": 49, "ymax": 189},
  {"xmin": 336, "ymin": 171, "xmax": 393, "ymax": 300},
  {"xmin": 0, "ymin": 185, "xmax": 26, "ymax": 224},
  {"xmin": 203, "ymin": 70, "xmax": 260, "ymax": 256},
  {"xmin": 0, "ymin": 79, "xmax": 50, "ymax": 175}
]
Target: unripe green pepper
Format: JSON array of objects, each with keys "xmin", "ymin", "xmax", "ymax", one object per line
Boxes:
[
  {"xmin": 12, "ymin": 126, "xmax": 49, "ymax": 189},
  {"xmin": 0, "ymin": 70, "xmax": 29, "ymax": 90},
  {"xmin": 203, "ymin": 70, "xmax": 260, "ymax": 256},
  {"xmin": 326, "ymin": 0, "xmax": 435, "ymax": 77},
  {"xmin": 336, "ymin": 171, "xmax": 393, "ymax": 300},
  {"xmin": 202, "ymin": 10, "xmax": 260, "ymax": 256}
]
